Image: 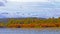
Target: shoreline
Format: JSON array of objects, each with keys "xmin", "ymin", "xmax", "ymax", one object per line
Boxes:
[{"xmin": 4, "ymin": 27, "xmax": 60, "ymax": 31}]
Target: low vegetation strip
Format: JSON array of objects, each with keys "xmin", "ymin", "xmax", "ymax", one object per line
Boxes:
[
  {"xmin": 6, "ymin": 23, "xmax": 60, "ymax": 28},
  {"xmin": 0, "ymin": 23, "xmax": 60, "ymax": 28},
  {"xmin": 0, "ymin": 17, "xmax": 60, "ymax": 28}
]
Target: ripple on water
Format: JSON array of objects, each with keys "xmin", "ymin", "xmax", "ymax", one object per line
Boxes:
[{"xmin": 0, "ymin": 28, "xmax": 60, "ymax": 34}]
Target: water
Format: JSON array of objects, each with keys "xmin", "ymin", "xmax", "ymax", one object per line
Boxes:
[{"xmin": 0, "ymin": 28, "xmax": 60, "ymax": 34}]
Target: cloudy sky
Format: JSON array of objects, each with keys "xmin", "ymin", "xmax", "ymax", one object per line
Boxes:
[
  {"xmin": 0, "ymin": 0, "xmax": 60, "ymax": 18},
  {"xmin": 7, "ymin": 0, "xmax": 49, "ymax": 2},
  {"xmin": 7, "ymin": 0, "xmax": 60, "ymax": 2}
]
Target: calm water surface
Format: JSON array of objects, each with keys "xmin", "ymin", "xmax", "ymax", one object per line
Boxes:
[{"xmin": 0, "ymin": 28, "xmax": 60, "ymax": 34}]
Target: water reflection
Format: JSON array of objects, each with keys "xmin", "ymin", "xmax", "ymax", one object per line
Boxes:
[{"xmin": 0, "ymin": 28, "xmax": 60, "ymax": 34}]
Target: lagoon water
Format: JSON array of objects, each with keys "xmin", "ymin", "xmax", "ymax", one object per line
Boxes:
[{"xmin": 0, "ymin": 28, "xmax": 60, "ymax": 34}]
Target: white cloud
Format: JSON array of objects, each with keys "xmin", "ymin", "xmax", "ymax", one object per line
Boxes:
[
  {"xmin": 55, "ymin": 0, "xmax": 60, "ymax": 2},
  {"xmin": 7, "ymin": 0, "xmax": 22, "ymax": 2},
  {"xmin": 7, "ymin": 0, "xmax": 49, "ymax": 2}
]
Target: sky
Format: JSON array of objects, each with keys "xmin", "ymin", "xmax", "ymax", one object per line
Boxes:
[
  {"xmin": 7, "ymin": 0, "xmax": 49, "ymax": 2},
  {"xmin": 7, "ymin": 0, "xmax": 60, "ymax": 2},
  {"xmin": 0, "ymin": 0, "xmax": 60, "ymax": 18}
]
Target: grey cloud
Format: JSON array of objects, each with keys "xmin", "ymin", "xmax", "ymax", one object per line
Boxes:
[{"xmin": 0, "ymin": 2, "xmax": 5, "ymax": 6}]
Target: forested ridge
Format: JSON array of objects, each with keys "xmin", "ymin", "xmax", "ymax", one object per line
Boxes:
[{"xmin": 0, "ymin": 17, "xmax": 60, "ymax": 28}]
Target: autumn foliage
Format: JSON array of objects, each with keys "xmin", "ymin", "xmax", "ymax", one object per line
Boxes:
[{"xmin": 0, "ymin": 17, "xmax": 60, "ymax": 28}]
